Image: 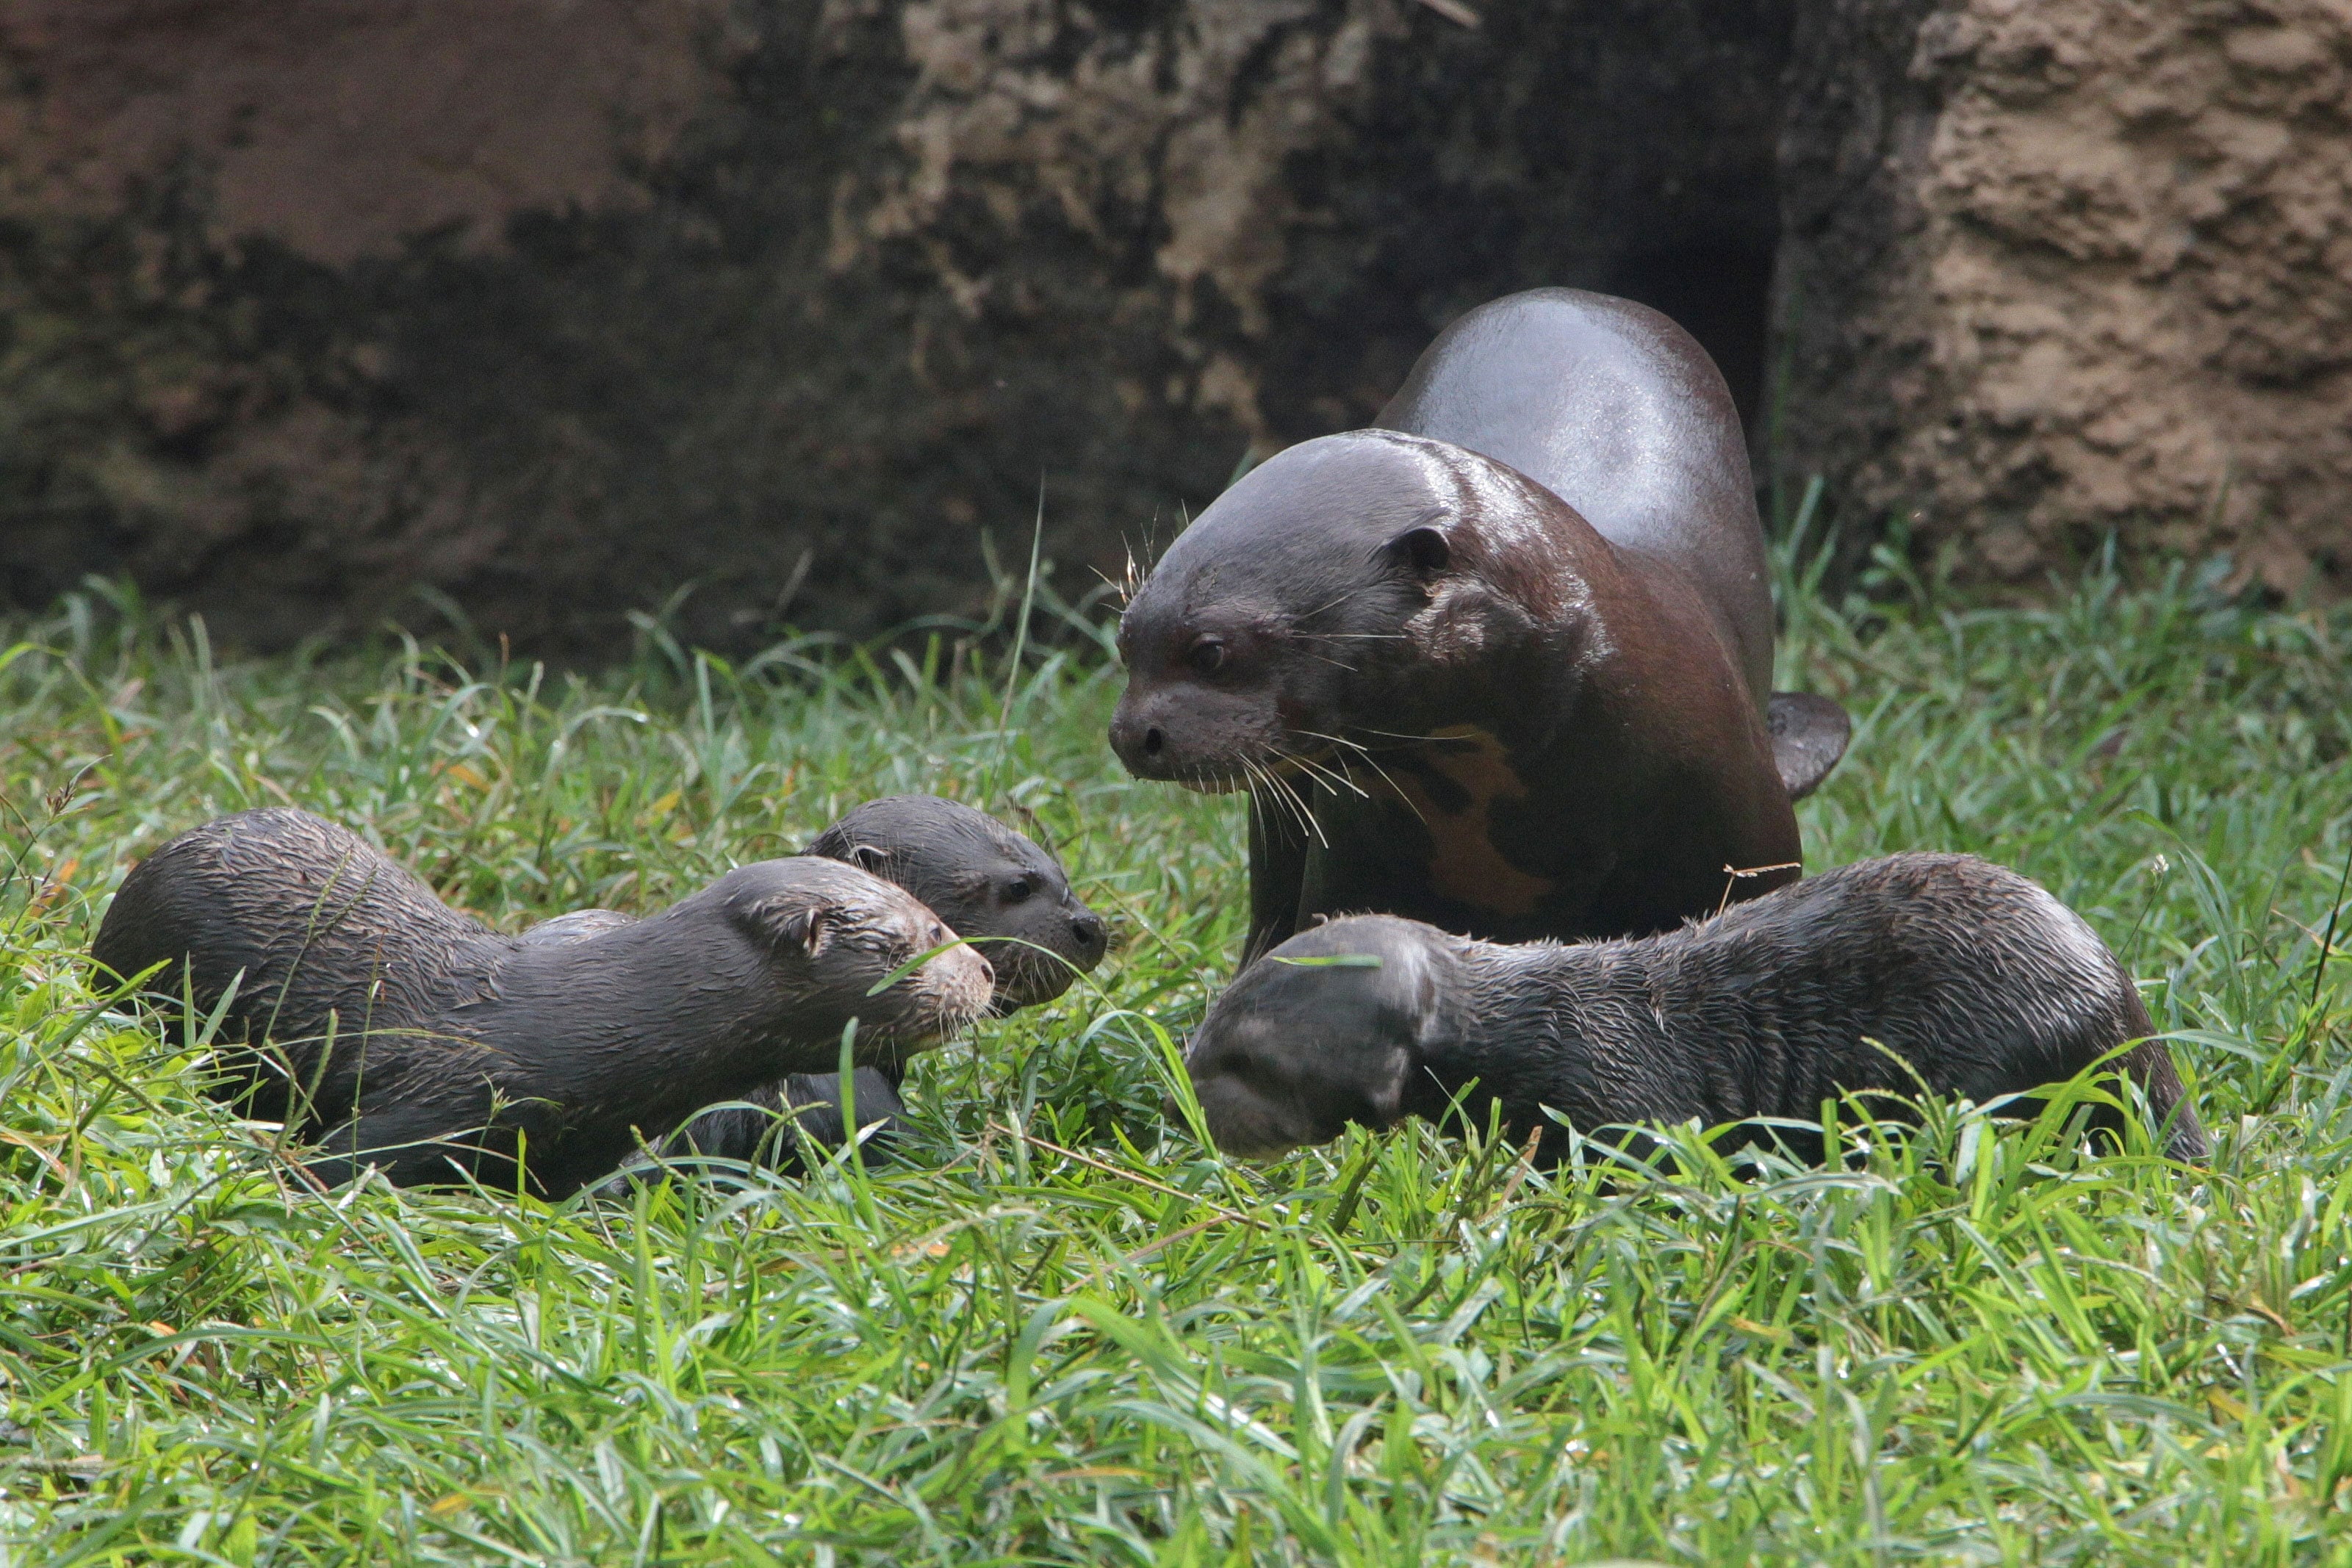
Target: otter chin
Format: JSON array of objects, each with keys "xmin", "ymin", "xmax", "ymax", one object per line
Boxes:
[{"xmin": 1182, "ymin": 854, "xmax": 2209, "ymax": 1168}]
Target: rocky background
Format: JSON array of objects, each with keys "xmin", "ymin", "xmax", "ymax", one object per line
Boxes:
[
  {"xmin": 1776, "ymin": 0, "xmax": 2351, "ymax": 595},
  {"xmin": 0, "ymin": 0, "xmax": 2342, "ymax": 654}
]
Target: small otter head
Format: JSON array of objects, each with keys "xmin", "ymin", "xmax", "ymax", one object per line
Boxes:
[
  {"xmin": 1110, "ymin": 431, "xmax": 1569, "ymax": 791},
  {"xmin": 806, "ymin": 796, "xmax": 1108, "ymax": 1013},
  {"xmin": 1183, "ymin": 915, "xmax": 1467, "ymax": 1159},
  {"xmin": 715, "ymin": 857, "xmax": 996, "ymax": 1060}
]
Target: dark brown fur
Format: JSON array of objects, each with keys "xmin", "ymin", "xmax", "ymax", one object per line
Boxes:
[
  {"xmin": 1184, "ymin": 853, "xmax": 2207, "ymax": 1166},
  {"xmin": 1109, "ymin": 289, "xmax": 1850, "ymax": 959},
  {"xmin": 90, "ymin": 808, "xmax": 993, "ymax": 1197},
  {"xmin": 622, "ymin": 795, "xmax": 1107, "ymax": 1179}
]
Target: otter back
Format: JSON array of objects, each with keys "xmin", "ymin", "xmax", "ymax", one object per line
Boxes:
[{"xmin": 1182, "ymin": 852, "xmax": 2207, "ymax": 1166}]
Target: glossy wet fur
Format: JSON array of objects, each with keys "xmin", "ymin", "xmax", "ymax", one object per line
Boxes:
[
  {"xmin": 1112, "ymin": 434, "xmax": 1800, "ymax": 949},
  {"xmin": 1110, "ymin": 289, "xmax": 1848, "ymax": 958},
  {"xmin": 641, "ymin": 796, "xmax": 1107, "ymax": 1176},
  {"xmin": 806, "ymin": 796, "xmax": 1105, "ymax": 1013},
  {"xmin": 93, "ymin": 808, "xmax": 507, "ymax": 1129},
  {"xmin": 92, "ymin": 809, "xmax": 993, "ymax": 1197},
  {"xmin": 1183, "ymin": 854, "xmax": 2209, "ymax": 1165}
]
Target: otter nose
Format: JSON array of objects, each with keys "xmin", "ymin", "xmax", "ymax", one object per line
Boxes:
[
  {"xmin": 975, "ymin": 955, "xmax": 996, "ymax": 988},
  {"xmin": 1108, "ymin": 702, "xmax": 1172, "ymax": 778},
  {"xmin": 1071, "ymin": 910, "xmax": 1107, "ymax": 957}
]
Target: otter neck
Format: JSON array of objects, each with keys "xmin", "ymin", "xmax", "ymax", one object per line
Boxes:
[
  {"xmin": 487, "ymin": 914, "xmax": 860, "ymax": 1123},
  {"xmin": 1406, "ymin": 939, "xmax": 1661, "ymax": 1137}
]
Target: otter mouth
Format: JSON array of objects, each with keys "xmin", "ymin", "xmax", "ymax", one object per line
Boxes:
[
  {"xmin": 1168, "ymin": 742, "xmax": 1348, "ymax": 797},
  {"xmin": 855, "ymin": 963, "xmax": 993, "ymax": 1054},
  {"xmin": 988, "ymin": 963, "xmax": 1082, "ymax": 1014},
  {"xmin": 1166, "ymin": 765, "xmax": 1252, "ymax": 796}
]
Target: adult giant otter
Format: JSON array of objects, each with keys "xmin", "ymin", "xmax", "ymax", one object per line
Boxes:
[
  {"xmin": 90, "ymin": 808, "xmax": 995, "ymax": 1196},
  {"xmin": 1182, "ymin": 853, "xmax": 2209, "ymax": 1165},
  {"xmin": 1110, "ymin": 289, "xmax": 1851, "ymax": 957}
]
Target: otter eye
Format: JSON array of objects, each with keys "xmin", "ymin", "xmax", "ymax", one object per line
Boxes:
[
  {"xmin": 928, "ymin": 924, "xmax": 949, "ymax": 948},
  {"xmin": 1002, "ymin": 875, "xmax": 1034, "ymax": 905},
  {"xmin": 1187, "ymin": 638, "xmax": 1227, "ymax": 677}
]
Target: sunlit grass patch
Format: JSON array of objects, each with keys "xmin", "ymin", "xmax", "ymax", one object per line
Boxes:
[{"xmin": 1, "ymin": 558, "xmax": 2348, "ymax": 1564}]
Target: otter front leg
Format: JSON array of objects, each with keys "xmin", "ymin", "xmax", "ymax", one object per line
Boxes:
[
  {"xmin": 306, "ymin": 1085, "xmax": 517, "ymax": 1191},
  {"xmin": 668, "ymin": 1069, "xmax": 906, "ymax": 1170},
  {"xmin": 1245, "ymin": 788, "xmax": 1309, "ymax": 965}
]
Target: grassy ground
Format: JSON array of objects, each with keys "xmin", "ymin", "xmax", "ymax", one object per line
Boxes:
[{"xmin": 1, "ymin": 558, "xmax": 2348, "ymax": 1565}]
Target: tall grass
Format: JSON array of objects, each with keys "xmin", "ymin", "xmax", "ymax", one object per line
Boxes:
[{"xmin": 0, "ymin": 558, "xmax": 2347, "ymax": 1564}]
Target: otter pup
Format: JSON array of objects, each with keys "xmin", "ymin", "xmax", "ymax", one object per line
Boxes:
[
  {"xmin": 1109, "ymin": 289, "xmax": 1851, "ymax": 959},
  {"xmin": 637, "ymin": 794, "xmax": 1109, "ymax": 1174},
  {"xmin": 90, "ymin": 808, "xmax": 994, "ymax": 1196},
  {"xmin": 1182, "ymin": 853, "xmax": 2208, "ymax": 1165}
]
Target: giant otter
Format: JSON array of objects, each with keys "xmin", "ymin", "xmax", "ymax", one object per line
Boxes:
[
  {"xmin": 1182, "ymin": 853, "xmax": 2208, "ymax": 1165},
  {"xmin": 90, "ymin": 808, "xmax": 994, "ymax": 1196},
  {"xmin": 633, "ymin": 795, "xmax": 1108, "ymax": 1175},
  {"xmin": 1109, "ymin": 289, "xmax": 1852, "ymax": 958}
]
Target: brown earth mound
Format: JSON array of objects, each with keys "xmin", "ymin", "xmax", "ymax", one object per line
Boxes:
[{"xmin": 0, "ymin": 0, "xmax": 2339, "ymax": 652}]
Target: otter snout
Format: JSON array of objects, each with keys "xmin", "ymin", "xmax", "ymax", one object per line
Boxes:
[
  {"xmin": 908, "ymin": 938, "xmax": 995, "ymax": 1041},
  {"xmin": 1107, "ymin": 694, "xmax": 1181, "ymax": 781},
  {"xmin": 1108, "ymin": 686, "xmax": 1273, "ymax": 791}
]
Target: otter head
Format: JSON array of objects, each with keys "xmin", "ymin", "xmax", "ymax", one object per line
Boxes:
[
  {"xmin": 1182, "ymin": 915, "xmax": 1470, "ymax": 1159},
  {"xmin": 1110, "ymin": 430, "xmax": 1576, "ymax": 791},
  {"xmin": 715, "ymin": 857, "xmax": 995, "ymax": 1063},
  {"xmin": 806, "ymin": 795, "xmax": 1109, "ymax": 1013}
]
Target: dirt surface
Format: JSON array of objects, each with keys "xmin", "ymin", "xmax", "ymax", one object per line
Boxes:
[
  {"xmin": 4, "ymin": 0, "xmax": 2336, "ymax": 650},
  {"xmin": 0, "ymin": 0, "xmax": 1790, "ymax": 651},
  {"xmin": 1777, "ymin": 0, "xmax": 2352, "ymax": 593},
  {"xmin": 0, "ymin": 1, "xmax": 718, "ymax": 262}
]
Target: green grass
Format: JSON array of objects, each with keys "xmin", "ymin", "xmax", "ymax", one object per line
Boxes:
[{"xmin": 1, "ymin": 558, "xmax": 2348, "ymax": 1565}]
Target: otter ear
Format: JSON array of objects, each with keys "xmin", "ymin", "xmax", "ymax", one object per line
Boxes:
[
  {"xmin": 1384, "ymin": 524, "xmax": 1451, "ymax": 578},
  {"xmin": 757, "ymin": 898, "xmax": 839, "ymax": 958},
  {"xmin": 843, "ymin": 843, "xmax": 890, "ymax": 878}
]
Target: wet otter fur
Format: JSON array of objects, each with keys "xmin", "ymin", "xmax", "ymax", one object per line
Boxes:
[
  {"xmin": 1110, "ymin": 289, "xmax": 1852, "ymax": 959},
  {"xmin": 90, "ymin": 808, "xmax": 994, "ymax": 1197},
  {"xmin": 634, "ymin": 795, "xmax": 1108, "ymax": 1176},
  {"xmin": 1182, "ymin": 852, "xmax": 2207, "ymax": 1166}
]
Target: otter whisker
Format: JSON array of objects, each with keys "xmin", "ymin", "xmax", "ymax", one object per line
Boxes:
[
  {"xmin": 1246, "ymin": 757, "xmax": 1315, "ymax": 844},
  {"xmin": 1291, "ymin": 727, "xmax": 1376, "ymax": 757},
  {"xmin": 1290, "ymin": 730, "xmax": 1425, "ymax": 822},
  {"xmin": 1242, "ymin": 760, "xmax": 1302, "ymax": 846},
  {"xmin": 1276, "ymin": 772, "xmax": 1331, "ymax": 849},
  {"xmin": 1295, "ymin": 582, "xmax": 1382, "ymax": 623},
  {"xmin": 1354, "ymin": 725, "xmax": 1471, "ymax": 744},
  {"xmin": 1246, "ymin": 755, "xmax": 1326, "ymax": 848},
  {"xmin": 1274, "ymin": 744, "xmax": 1370, "ymax": 802}
]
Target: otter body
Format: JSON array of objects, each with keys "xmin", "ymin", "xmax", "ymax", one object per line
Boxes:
[
  {"xmin": 1183, "ymin": 853, "xmax": 2207, "ymax": 1165},
  {"xmin": 1110, "ymin": 289, "xmax": 1849, "ymax": 957},
  {"xmin": 92, "ymin": 809, "xmax": 993, "ymax": 1197}
]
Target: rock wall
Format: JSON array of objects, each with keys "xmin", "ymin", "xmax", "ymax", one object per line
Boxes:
[
  {"xmin": 0, "ymin": 0, "xmax": 1786, "ymax": 652},
  {"xmin": 1776, "ymin": 0, "xmax": 2352, "ymax": 592},
  {"xmin": 2, "ymin": 0, "xmax": 2342, "ymax": 650}
]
